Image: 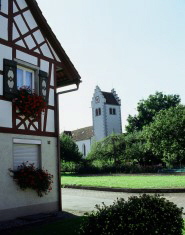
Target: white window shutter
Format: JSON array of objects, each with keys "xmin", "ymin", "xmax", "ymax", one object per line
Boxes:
[{"xmin": 13, "ymin": 144, "xmax": 40, "ymax": 170}]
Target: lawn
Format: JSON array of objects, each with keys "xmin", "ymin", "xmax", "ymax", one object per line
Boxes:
[{"xmin": 61, "ymin": 174, "xmax": 185, "ymax": 189}]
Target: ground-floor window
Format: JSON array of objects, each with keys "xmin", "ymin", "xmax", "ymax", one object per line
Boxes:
[{"xmin": 13, "ymin": 139, "xmax": 41, "ymax": 170}]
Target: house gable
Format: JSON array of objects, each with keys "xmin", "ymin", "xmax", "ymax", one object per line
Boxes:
[{"xmin": 0, "ymin": 0, "xmax": 81, "ymax": 136}]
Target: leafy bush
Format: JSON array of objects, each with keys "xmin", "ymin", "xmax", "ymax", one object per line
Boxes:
[
  {"xmin": 60, "ymin": 133, "xmax": 82, "ymax": 162},
  {"xmin": 61, "ymin": 161, "xmax": 77, "ymax": 172},
  {"xmin": 9, "ymin": 162, "xmax": 53, "ymax": 197},
  {"xmin": 74, "ymin": 160, "xmax": 162, "ymax": 174},
  {"xmin": 79, "ymin": 194, "xmax": 184, "ymax": 235}
]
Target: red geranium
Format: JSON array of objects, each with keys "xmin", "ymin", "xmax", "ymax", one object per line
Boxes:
[
  {"xmin": 13, "ymin": 86, "xmax": 47, "ymax": 119},
  {"xmin": 9, "ymin": 162, "xmax": 54, "ymax": 197}
]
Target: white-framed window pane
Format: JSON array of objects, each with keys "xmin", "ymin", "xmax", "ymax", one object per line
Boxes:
[
  {"xmin": 13, "ymin": 143, "xmax": 40, "ymax": 170},
  {"xmin": 17, "ymin": 68, "xmax": 23, "ymax": 89},
  {"xmin": 26, "ymin": 71, "xmax": 32, "ymax": 89}
]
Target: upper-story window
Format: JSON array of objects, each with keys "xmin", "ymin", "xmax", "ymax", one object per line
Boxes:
[
  {"xmin": 95, "ymin": 108, "xmax": 101, "ymax": 116},
  {"xmin": 110, "ymin": 108, "xmax": 116, "ymax": 115},
  {"xmin": 17, "ymin": 66, "xmax": 35, "ymax": 90},
  {"xmin": 3, "ymin": 59, "xmax": 48, "ymax": 102}
]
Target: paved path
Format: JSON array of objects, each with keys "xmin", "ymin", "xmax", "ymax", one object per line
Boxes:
[{"xmin": 62, "ymin": 188, "xmax": 185, "ymax": 217}]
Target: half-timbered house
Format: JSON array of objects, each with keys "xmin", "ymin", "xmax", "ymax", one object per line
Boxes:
[{"xmin": 0, "ymin": 0, "xmax": 81, "ymax": 221}]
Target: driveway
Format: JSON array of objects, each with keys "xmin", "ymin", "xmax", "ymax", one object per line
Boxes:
[{"xmin": 62, "ymin": 188, "xmax": 185, "ymax": 217}]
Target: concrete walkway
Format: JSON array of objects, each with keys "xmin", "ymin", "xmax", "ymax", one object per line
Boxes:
[{"xmin": 62, "ymin": 188, "xmax": 185, "ymax": 217}]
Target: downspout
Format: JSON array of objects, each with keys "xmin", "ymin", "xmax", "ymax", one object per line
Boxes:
[{"xmin": 56, "ymin": 83, "xmax": 79, "ymax": 211}]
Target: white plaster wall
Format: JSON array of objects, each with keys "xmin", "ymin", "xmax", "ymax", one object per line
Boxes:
[
  {"xmin": 25, "ymin": 35, "xmax": 36, "ymax": 49},
  {"xmin": 50, "ymin": 64, "xmax": 54, "ymax": 86},
  {"xmin": 49, "ymin": 89, "xmax": 55, "ymax": 106},
  {"xmin": 13, "ymin": 23, "xmax": 20, "ymax": 40},
  {"xmin": 13, "ymin": 2, "xmax": 19, "ymax": 13},
  {"xmin": 16, "ymin": 50, "xmax": 38, "ymax": 65},
  {"xmin": 41, "ymin": 112, "xmax": 45, "ymax": 131},
  {"xmin": 105, "ymin": 104, "xmax": 122, "ymax": 136},
  {"xmin": 40, "ymin": 44, "xmax": 54, "ymax": 59},
  {"xmin": 40, "ymin": 60, "xmax": 49, "ymax": 73},
  {"xmin": 0, "ymin": 133, "xmax": 58, "ymax": 210},
  {"xmin": 76, "ymin": 139, "xmax": 91, "ymax": 157},
  {"xmin": 14, "ymin": 15, "xmax": 28, "ymax": 35},
  {"xmin": 2, "ymin": 0, "xmax": 8, "ymax": 14},
  {"xmin": 46, "ymin": 109, "xmax": 55, "ymax": 132},
  {"xmin": 0, "ymin": 45, "xmax": 12, "ymax": 70},
  {"xmin": 33, "ymin": 30, "xmax": 45, "ymax": 45},
  {"xmin": 47, "ymin": 40, "xmax": 61, "ymax": 62},
  {"xmin": 0, "ymin": 100, "xmax": 12, "ymax": 128},
  {"xmin": 16, "ymin": 0, "xmax": 27, "ymax": 10},
  {"xmin": 16, "ymin": 40, "xmax": 26, "ymax": 48},
  {"xmin": 0, "ymin": 16, "xmax": 8, "ymax": 40},
  {"xmin": 23, "ymin": 10, "xmax": 37, "ymax": 30}
]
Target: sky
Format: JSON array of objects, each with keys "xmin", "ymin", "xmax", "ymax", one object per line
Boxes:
[{"xmin": 36, "ymin": 0, "xmax": 185, "ymax": 133}]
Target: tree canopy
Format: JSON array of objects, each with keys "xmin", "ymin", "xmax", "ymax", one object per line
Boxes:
[
  {"xmin": 125, "ymin": 92, "xmax": 181, "ymax": 133},
  {"xmin": 143, "ymin": 105, "xmax": 185, "ymax": 167},
  {"xmin": 88, "ymin": 133, "xmax": 125, "ymax": 164},
  {"xmin": 60, "ymin": 133, "xmax": 82, "ymax": 162}
]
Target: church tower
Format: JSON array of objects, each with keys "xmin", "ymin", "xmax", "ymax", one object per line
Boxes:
[{"xmin": 91, "ymin": 86, "xmax": 122, "ymax": 141}]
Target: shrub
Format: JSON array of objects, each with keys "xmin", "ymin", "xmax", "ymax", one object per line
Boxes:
[
  {"xmin": 79, "ymin": 194, "xmax": 184, "ymax": 235},
  {"xmin": 9, "ymin": 162, "xmax": 53, "ymax": 197}
]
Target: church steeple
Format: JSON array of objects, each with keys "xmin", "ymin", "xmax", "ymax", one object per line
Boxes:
[{"xmin": 91, "ymin": 86, "xmax": 122, "ymax": 141}]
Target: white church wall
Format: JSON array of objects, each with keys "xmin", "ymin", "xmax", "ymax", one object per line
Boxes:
[
  {"xmin": 105, "ymin": 104, "xmax": 122, "ymax": 136},
  {"xmin": 76, "ymin": 139, "xmax": 91, "ymax": 157},
  {"xmin": 91, "ymin": 86, "xmax": 106, "ymax": 141}
]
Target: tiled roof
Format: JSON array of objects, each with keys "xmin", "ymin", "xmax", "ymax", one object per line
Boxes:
[
  {"xmin": 71, "ymin": 126, "xmax": 93, "ymax": 141},
  {"xmin": 102, "ymin": 92, "xmax": 120, "ymax": 105}
]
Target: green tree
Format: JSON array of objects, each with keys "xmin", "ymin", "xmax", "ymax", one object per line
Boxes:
[
  {"xmin": 124, "ymin": 131, "xmax": 160, "ymax": 165},
  {"xmin": 60, "ymin": 133, "xmax": 82, "ymax": 162},
  {"xmin": 125, "ymin": 92, "xmax": 180, "ymax": 133},
  {"xmin": 88, "ymin": 133, "xmax": 126, "ymax": 165},
  {"xmin": 143, "ymin": 105, "xmax": 185, "ymax": 167}
]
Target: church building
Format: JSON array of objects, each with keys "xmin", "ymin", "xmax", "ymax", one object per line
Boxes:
[{"xmin": 70, "ymin": 86, "xmax": 122, "ymax": 156}]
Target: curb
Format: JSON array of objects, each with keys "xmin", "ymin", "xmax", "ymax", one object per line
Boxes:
[{"xmin": 62, "ymin": 185, "xmax": 185, "ymax": 193}]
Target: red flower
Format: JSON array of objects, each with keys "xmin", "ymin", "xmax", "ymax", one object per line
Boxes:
[{"xmin": 13, "ymin": 87, "xmax": 47, "ymax": 119}]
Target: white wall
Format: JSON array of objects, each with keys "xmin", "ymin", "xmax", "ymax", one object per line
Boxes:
[
  {"xmin": 91, "ymin": 86, "xmax": 106, "ymax": 141},
  {"xmin": 0, "ymin": 133, "xmax": 58, "ymax": 221},
  {"xmin": 92, "ymin": 86, "xmax": 122, "ymax": 141},
  {"xmin": 76, "ymin": 139, "xmax": 91, "ymax": 157},
  {"xmin": 2, "ymin": 0, "xmax": 9, "ymax": 14},
  {"xmin": 0, "ymin": 100, "xmax": 12, "ymax": 128},
  {"xmin": 105, "ymin": 104, "xmax": 122, "ymax": 136}
]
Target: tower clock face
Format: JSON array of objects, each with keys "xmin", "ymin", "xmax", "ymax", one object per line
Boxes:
[{"xmin": 95, "ymin": 96, "xmax": 100, "ymax": 103}]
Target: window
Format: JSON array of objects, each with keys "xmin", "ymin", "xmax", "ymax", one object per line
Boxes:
[
  {"xmin": 95, "ymin": 108, "xmax": 101, "ymax": 116},
  {"xmin": 13, "ymin": 139, "xmax": 41, "ymax": 170},
  {"xmin": 3, "ymin": 59, "xmax": 48, "ymax": 101},
  {"xmin": 109, "ymin": 108, "xmax": 116, "ymax": 115},
  {"xmin": 17, "ymin": 65, "xmax": 35, "ymax": 90},
  {"xmin": 82, "ymin": 144, "xmax": 86, "ymax": 157}
]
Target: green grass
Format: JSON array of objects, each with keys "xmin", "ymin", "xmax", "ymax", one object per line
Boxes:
[
  {"xmin": 11, "ymin": 217, "xmax": 83, "ymax": 235},
  {"xmin": 61, "ymin": 174, "xmax": 185, "ymax": 189}
]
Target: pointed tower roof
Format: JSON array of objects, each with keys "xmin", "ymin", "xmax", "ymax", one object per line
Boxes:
[{"xmin": 102, "ymin": 92, "xmax": 120, "ymax": 105}]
